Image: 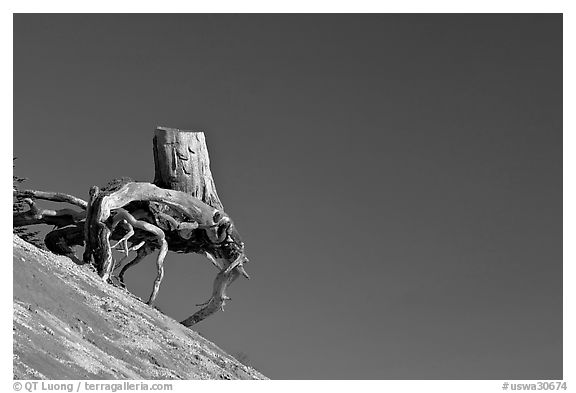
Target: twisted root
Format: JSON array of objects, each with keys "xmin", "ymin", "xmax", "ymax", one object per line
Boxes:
[{"xmin": 110, "ymin": 208, "xmax": 168, "ymax": 305}]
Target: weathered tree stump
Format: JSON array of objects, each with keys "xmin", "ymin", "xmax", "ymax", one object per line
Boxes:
[
  {"xmin": 13, "ymin": 126, "xmax": 250, "ymax": 327},
  {"xmin": 153, "ymin": 127, "xmax": 223, "ymax": 210},
  {"xmin": 152, "ymin": 127, "xmax": 247, "ymax": 326}
]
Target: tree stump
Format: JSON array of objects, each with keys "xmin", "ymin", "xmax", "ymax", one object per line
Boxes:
[
  {"xmin": 153, "ymin": 127, "xmax": 223, "ymax": 210},
  {"xmin": 152, "ymin": 127, "xmax": 247, "ymax": 326},
  {"xmin": 14, "ymin": 126, "xmax": 250, "ymax": 327}
]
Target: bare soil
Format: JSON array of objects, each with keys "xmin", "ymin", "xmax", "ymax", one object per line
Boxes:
[{"xmin": 13, "ymin": 235, "xmax": 267, "ymax": 380}]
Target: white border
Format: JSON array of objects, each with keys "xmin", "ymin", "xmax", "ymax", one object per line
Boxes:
[
  {"xmin": 2, "ymin": 2, "xmax": 572, "ymax": 392},
  {"xmin": 0, "ymin": 0, "xmax": 570, "ymax": 14}
]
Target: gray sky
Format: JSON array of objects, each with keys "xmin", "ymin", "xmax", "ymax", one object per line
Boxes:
[{"xmin": 13, "ymin": 14, "xmax": 562, "ymax": 379}]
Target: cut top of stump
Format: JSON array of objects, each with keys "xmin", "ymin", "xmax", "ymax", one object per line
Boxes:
[{"xmin": 156, "ymin": 126, "xmax": 200, "ymax": 133}]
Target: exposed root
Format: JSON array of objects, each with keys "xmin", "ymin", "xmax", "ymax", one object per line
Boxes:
[
  {"xmin": 223, "ymin": 254, "xmax": 244, "ymax": 274},
  {"xmin": 236, "ymin": 265, "xmax": 251, "ymax": 280},
  {"xmin": 131, "ymin": 241, "xmax": 145, "ymax": 251},
  {"xmin": 117, "ymin": 245, "xmax": 153, "ymax": 285},
  {"xmin": 196, "ymin": 294, "xmax": 231, "ymax": 307},
  {"xmin": 176, "ymin": 221, "xmax": 198, "ymax": 240},
  {"xmin": 14, "ymin": 181, "xmax": 250, "ymax": 326},
  {"xmin": 222, "ymin": 254, "xmax": 251, "ymax": 279},
  {"xmin": 111, "ymin": 240, "xmax": 147, "ymax": 274},
  {"xmin": 14, "ymin": 189, "xmax": 88, "ymax": 209},
  {"xmin": 110, "ymin": 208, "xmax": 168, "ymax": 306},
  {"xmin": 154, "ymin": 210, "xmax": 198, "ymax": 239},
  {"xmin": 82, "ymin": 186, "xmax": 100, "ymax": 265},
  {"xmin": 13, "ymin": 198, "xmax": 85, "ymax": 228},
  {"xmin": 110, "ymin": 219, "xmax": 134, "ymax": 256},
  {"xmin": 204, "ymin": 251, "xmax": 224, "ymax": 270},
  {"xmin": 95, "ymin": 182, "xmax": 222, "ymax": 229},
  {"xmin": 181, "ymin": 268, "xmax": 241, "ymax": 327},
  {"xmin": 148, "ymin": 238, "xmax": 168, "ymax": 305}
]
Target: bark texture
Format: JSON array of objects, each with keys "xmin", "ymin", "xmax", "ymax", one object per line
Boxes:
[{"xmin": 153, "ymin": 127, "xmax": 223, "ymax": 210}]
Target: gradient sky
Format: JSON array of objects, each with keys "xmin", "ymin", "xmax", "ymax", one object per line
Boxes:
[{"xmin": 13, "ymin": 14, "xmax": 562, "ymax": 379}]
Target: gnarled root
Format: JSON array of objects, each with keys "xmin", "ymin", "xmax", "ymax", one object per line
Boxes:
[
  {"xmin": 14, "ymin": 189, "xmax": 88, "ymax": 209},
  {"xmin": 204, "ymin": 251, "xmax": 224, "ymax": 270},
  {"xmin": 15, "ymin": 181, "xmax": 251, "ymax": 325},
  {"xmin": 223, "ymin": 254, "xmax": 250, "ymax": 279},
  {"xmin": 117, "ymin": 244, "xmax": 153, "ymax": 287},
  {"xmin": 181, "ymin": 268, "xmax": 241, "ymax": 327},
  {"xmin": 110, "ymin": 208, "xmax": 168, "ymax": 305},
  {"xmin": 83, "ymin": 186, "xmax": 100, "ymax": 265},
  {"xmin": 149, "ymin": 239, "xmax": 168, "ymax": 305},
  {"xmin": 111, "ymin": 220, "xmax": 134, "ymax": 256}
]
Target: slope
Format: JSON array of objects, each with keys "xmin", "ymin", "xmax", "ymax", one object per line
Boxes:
[{"xmin": 12, "ymin": 235, "xmax": 267, "ymax": 380}]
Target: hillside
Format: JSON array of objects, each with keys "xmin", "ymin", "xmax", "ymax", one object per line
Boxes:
[{"xmin": 12, "ymin": 235, "xmax": 267, "ymax": 380}]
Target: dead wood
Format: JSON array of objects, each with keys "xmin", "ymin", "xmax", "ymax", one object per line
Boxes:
[
  {"xmin": 13, "ymin": 198, "xmax": 85, "ymax": 228},
  {"xmin": 111, "ymin": 208, "xmax": 168, "ymax": 305},
  {"xmin": 14, "ymin": 189, "xmax": 88, "ymax": 209},
  {"xmin": 153, "ymin": 127, "xmax": 224, "ymax": 210},
  {"xmin": 181, "ymin": 269, "xmax": 241, "ymax": 327},
  {"xmin": 13, "ymin": 127, "xmax": 250, "ymax": 327}
]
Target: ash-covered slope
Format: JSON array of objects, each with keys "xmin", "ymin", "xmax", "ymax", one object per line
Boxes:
[{"xmin": 13, "ymin": 235, "xmax": 267, "ymax": 380}]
